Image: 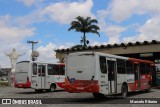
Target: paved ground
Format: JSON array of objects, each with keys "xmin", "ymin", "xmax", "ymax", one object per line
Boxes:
[{"xmin": 0, "ymin": 86, "xmax": 160, "ymax": 107}]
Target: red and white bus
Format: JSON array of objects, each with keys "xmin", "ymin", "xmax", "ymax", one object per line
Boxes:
[
  {"xmin": 65, "ymin": 52, "xmax": 155, "ymax": 98},
  {"xmin": 14, "ymin": 61, "xmax": 65, "ymax": 92}
]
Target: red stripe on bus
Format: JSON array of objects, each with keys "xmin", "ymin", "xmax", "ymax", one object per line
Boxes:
[
  {"xmin": 128, "ymin": 58, "xmax": 154, "ymax": 64},
  {"xmin": 14, "ymin": 81, "xmax": 31, "ymax": 88},
  {"xmin": 65, "ymin": 78, "xmax": 99, "ymax": 93},
  {"xmin": 56, "ymin": 82, "xmax": 65, "ymax": 89}
]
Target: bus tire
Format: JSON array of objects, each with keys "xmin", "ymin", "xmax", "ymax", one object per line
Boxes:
[
  {"xmin": 49, "ymin": 84, "xmax": 56, "ymax": 92},
  {"xmin": 35, "ymin": 89, "xmax": 43, "ymax": 93},
  {"xmin": 146, "ymin": 82, "xmax": 151, "ymax": 93},
  {"xmin": 121, "ymin": 84, "xmax": 128, "ymax": 98},
  {"xmin": 93, "ymin": 93, "xmax": 105, "ymax": 98}
]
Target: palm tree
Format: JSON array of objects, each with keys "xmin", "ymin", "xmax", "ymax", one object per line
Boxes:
[{"xmin": 68, "ymin": 16, "xmax": 100, "ymax": 47}]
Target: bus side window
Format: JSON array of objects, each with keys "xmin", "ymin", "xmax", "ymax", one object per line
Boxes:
[
  {"xmin": 32, "ymin": 63, "xmax": 37, "ymax": 75},
  {"xmin": 145, "ymin": 64, "xmax": 150, "ymax": 74},
  {"xmin": 99, "ymin": 56, "xmax": 107, "ymax": 74},
  {"xmin": 151, "ymin": 66, "xmax": 157, "ymax": 87},
  {"xmin": 59, "ymin": 65, "xmax": 65, "ymax": 75},
  {"xmin": 140, "ymin": 63, "xmax": 145, "ymax": 74},
  {"xmin": 48, "ymin": 65, "xmax": 53, "ymax": 75},
  {"xmin": 48, "ymin": 64, "xmax": 59, "ymax": 75},
  {"xmin": 38, "ymin": 66, "xmax": 41, "ymax": 76},
  {"xmin": 117, "ymin": 59, "xmax": 126, "ymax": 74},
  {"xmin": 42, "ymin": 65, "xmax": 45, "ymax": 76},
  {"xmin": 108, "ymin": 60, "xmax": 115, "ymax": 80},
  {"xmin": 54, "ymin": 65, "xmax": 59, "ymax": 75},
  {"xmin": 126, "ymin": 60, "xmax": 133, "ymax": 74}
]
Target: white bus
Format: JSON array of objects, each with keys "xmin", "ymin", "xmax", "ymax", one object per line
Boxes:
[
  {"xmin": 65, "ymin": 52, "xmax": 154, "ymax": 98},
  {"xmin": 15, "ymin": 61, "xmax": 65, "ymax": 92}
]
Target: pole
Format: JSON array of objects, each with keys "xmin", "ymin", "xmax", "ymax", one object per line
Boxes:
[{"xmin": 27, "ymin": 41, "xmax": 38, "ymax": 61}]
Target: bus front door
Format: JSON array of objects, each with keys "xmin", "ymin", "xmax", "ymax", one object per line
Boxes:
[
  {"xmin": 107, "ymin": 59, "xmax": 117, "ymax": 94},
  {"xmin": 37, "ymin": 65, "xmax": 46, "ymax": 89},
  {"xmin": 134, "ymin": 64, "xmax": 140, "ymax": 90}
]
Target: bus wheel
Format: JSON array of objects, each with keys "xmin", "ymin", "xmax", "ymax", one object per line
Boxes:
[
  {"xmin": 35, "ymin": 89, "xmax": 43, "ymax": 93},
  {"xmin": 93, "ymin": 93, "xmax": 105, "ymax": 98},
  {"xmin": 121, "ymin": 84, "xmax": 128, "ymax": 98},
  {"xmin": 146, "ymin": 82, "xmax": 151, "ymax": 93},
  {"xmin": 49, "ymin": 84, "xmax": 56, "ymax": 92}
]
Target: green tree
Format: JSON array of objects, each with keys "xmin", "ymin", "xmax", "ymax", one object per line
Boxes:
[{"xmin": 68, "ymin": 16, "xmax": 100, "ymax": 47}]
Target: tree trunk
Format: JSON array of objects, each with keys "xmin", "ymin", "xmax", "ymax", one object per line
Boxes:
[{"xmin": 83, "ymin": 32, "xmax": 87, "ymax": 48}]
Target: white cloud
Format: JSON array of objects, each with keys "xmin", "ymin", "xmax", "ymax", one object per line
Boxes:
[
  {"xmin": 15, "ymin": 0, "xmax": 94, "ymax": 26},
  {"xmin": 105, "ymin": 25, "xmax": 126, "ymax": 44},
  {"xmin": 139, "ymin": 17, "xmax": 160, "ymax": 36},
  {"xmin": 108, "ymin": 0, "xmax": 160, "ymax": 22},
  {"xmin": 108, "ymin": 0, "xmax": 138, "ymax": 22},
  {"xmin": 17, "ymin": 0, "xmax": 44, "ymax": 7},
  {"xmin": 0, "ymin": 26, "xmax": 35, "ymax": 43},
  {"xmin": 96, "ymin": 0, "xmax": 160, "ymax": 44},
  {"xmin": 36, "ymin": 42, "xmax": 74, "ymax": 63},
  {"xmin": 15, "ymin": 9, "xmax": 45, "ymax": 27},
  {"xmin": 97, "ymin": 7, "xmax": 127, "ymax": 44},
  {"xmin": 41, "ymin": 0, "xmax": 94, "ymax": 24},
  {"xmin": 36, "ymin": 43, "xmax": 57, "ymax": 63},
  {"xmin": 122, "ymin": 16, "xmax": 160, "ymax": 43},
  {"xmin": 90, "ymin": 41, "xmax": 107, "ymax": 46},
  {"xmin": 0, "ymin": 15, "xmax": 35, "ymax": 44}
]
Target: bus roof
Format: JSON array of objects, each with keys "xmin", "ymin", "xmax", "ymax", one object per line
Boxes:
[
  {"xmin": 17, "ymin": 61, "xmax": 30, "ymax": 64},
  {"xmin": 17, "ymin": 61, "xmax": 64, "ymax": 65},
  {"xmin": 67, "ymin": 52, "xmax": 128, "ymax": 60},
  {"xmin": 67, "ymin": 52, "xmax": 154, "ymax": 64}
]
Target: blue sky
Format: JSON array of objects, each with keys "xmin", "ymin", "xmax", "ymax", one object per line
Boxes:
[{"xmin": 0, "ymin": 0, "xmax": 160, "ymax": 67}]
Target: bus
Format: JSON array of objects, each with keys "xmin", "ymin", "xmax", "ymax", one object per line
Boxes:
[
  {"xmin": 14, "ymin": 61, "xmax": 65, "ymax": 92},
  {"xmin": 65, "ymin": 52, "xmax": 155, "ymax": 98}
]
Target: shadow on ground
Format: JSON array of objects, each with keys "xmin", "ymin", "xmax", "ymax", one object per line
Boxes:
[
  {"xmin": 16, "ymin": 90, "xmax": 65, "ymax": 94},
  {"xmin": 63, "ymin": 90, "xmax": 155, "ymax": 104},
  {"xmin": 15, "ymin": 89, "xmax": 156, "ymax": 104}
]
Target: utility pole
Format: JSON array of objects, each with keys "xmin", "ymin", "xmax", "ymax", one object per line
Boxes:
[{"xmin": 27, "ymin": 41, "xmax": 38, "ymax": 61}]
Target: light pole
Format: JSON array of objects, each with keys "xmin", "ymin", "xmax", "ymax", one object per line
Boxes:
[{"xmin": 27, "ymin": 41, "xmax": 38, "ymax": 61}]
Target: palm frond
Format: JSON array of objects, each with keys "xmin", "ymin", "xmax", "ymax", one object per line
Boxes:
[
  {"xmin": 89, "ymin": 30, "xmax": 100, "ymax": 37},
  {"xmin": 86, "ymin": 17, "xmax": 91, "ymax": 23},
  {"xmin": 88, "ymin": 19, "xmax": 98, "ymax": 25},
  {"xmin": 68, "ymin": 21, "xmax": 82, "ymax": 31},
  {"xmin": 76, "ymin": 16, "xmax": 85, "ymax": 26},
  {"xmin": 87, "ymin": 25, "xmax": 100, "ymax": 31}
]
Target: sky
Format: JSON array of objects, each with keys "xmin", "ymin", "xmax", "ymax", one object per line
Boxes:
[{"xmin": 0, "ymin": 0, "xmax": 160, "ymax": 68}]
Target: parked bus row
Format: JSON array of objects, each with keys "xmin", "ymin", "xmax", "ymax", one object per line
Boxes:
[{"xmin": 14, "ymin": 52, "xmax": 159, "ymax": 98}]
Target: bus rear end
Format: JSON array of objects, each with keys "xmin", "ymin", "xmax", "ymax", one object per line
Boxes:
[
  {"xmin": 14, "ymin": 61, "xmax": 31, "ymax": 88},
  {"xmin": 65, "ymin": 52, "xmax": 99, "ymax": 93}
]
